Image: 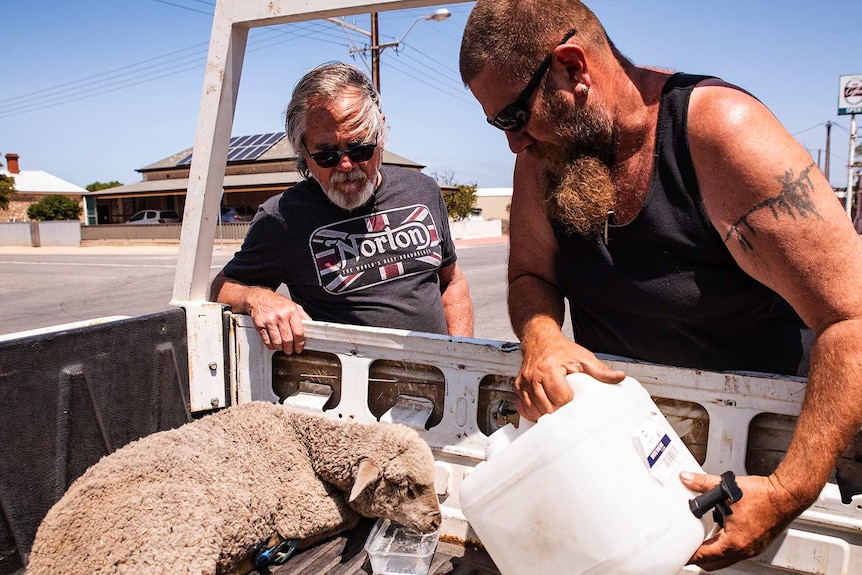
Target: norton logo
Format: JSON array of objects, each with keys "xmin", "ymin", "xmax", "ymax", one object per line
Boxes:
[
  {"xmin": 845, "ymin": 79, "xmax": 862, "ymax": 105},
  {"xmin": 310, "ymin": 204, "xmax": 443, "ymax": 294}
]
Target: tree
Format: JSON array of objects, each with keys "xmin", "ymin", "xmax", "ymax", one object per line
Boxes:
[
  {"xmin": 27, "ymin": 195, "xmax": 82, "ymax": 221},
  {"xmin": 86, "ymin": 180, "xmax": 123, "ymax": 192},
  {"xmin": 0, "ymin": 156, "xmax": 15, "ymax": 211},
  {"xmin": 429, "ymin": 169, "xmax": 478, "ymax": 220},
  {"xmin": 443, "ymin": 183, "xmax": 478, "ymax": 220},
  {"xmin": 0, "ymin": 174, "xmax": 15, "ymax": 212},
  {"xmin": 429, "ymin": 169, "xmax": 458, "ymax": 187}
]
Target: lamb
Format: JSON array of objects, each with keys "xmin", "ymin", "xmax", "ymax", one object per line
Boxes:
[{"xmin": 27, "ymin": 401, "xmax": 441, "ymax": 575}]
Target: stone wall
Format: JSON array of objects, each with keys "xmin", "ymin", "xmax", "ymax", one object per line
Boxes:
[{"xmin": 0, "ymin": 193, "xmax": 85, "ymax": 223}]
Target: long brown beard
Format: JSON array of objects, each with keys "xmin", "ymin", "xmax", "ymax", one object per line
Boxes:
[
  {"xmin": 541, "ymin": 153, "xmax": 615, "ymax": 236},
  {"xmin": 528, "ymin": 89, "xmax": 617, "ymax": 237}
]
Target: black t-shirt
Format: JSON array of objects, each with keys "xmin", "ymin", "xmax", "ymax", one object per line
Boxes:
[{"xmin": 223, "ymin": 166, "xmax": 457, "ymax": 334}]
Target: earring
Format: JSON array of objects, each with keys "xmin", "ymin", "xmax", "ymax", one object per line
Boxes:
[{"xmin": 580, "ymin": 84, "xmax": 590, "ymax": 96}]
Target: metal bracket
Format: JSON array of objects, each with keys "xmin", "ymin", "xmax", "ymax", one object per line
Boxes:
[{"xmin": 183, "ymin": 302, "xmax": 227, "ymax": 412}]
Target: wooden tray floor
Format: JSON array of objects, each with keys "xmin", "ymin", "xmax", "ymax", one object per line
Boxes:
[{"xmin": 268, "ymin": 519, "xmax": 501, "ymax": 575}]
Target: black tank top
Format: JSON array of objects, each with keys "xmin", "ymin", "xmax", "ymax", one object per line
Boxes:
[{"xmin": 553, "ymin": 73, "xmax": 805, "ymax": 375}]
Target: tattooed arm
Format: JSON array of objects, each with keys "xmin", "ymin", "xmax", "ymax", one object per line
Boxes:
[{"xmin": 684, "ymin": 82, "xmax": 862, "ymax": 570}]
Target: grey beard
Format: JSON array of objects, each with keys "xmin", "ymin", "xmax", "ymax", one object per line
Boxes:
[{"xmin": 322, "ymin": 169, "xmax": 375, "ymax": 211}]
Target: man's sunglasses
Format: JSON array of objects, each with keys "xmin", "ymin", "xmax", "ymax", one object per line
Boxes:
[
  {"xmin": 487, "ymin": 29, "xmax": 577, "ymax": 132},
  {"xmin": 302, "ymin": 139, "xmax": 378, "ymax": 168}
]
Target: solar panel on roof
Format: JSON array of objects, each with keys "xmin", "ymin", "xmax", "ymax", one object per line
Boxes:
[{"xmin": 176, "ymin": 132, "xmax": 285, "ymax": 166}]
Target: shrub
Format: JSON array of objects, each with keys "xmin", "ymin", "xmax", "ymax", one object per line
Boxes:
[
  {"xmin": 26, "ymin": 195, "xmax": 82, "ymax": 221},
  {"xmin": 443, "ymin": 183, "xmax": 477, "ymax": 220},
  {"xmin": 0, "ymin": 173, "xmax": 14, "ymax": 211}
]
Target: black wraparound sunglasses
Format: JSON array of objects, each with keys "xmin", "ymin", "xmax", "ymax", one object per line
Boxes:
[
  {"xmin": 302, "ymin": 138, "xmax": 378, "ymax": 168},
  {"xmin": 487, "ymin": 29, "xmax": 577, "ymax": 132}
]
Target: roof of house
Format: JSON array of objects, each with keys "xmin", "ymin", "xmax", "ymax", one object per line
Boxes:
[
  {"xmin": 138, "ymin": 132, "xmax": 424, "ymax": 172},
  {"xmin": 86, "ymin": 172, "xmax": 304, "ymax": 198},
  {"xmin": 92, "ymin": 132, "xmax": 427, "ymax": 198},
  {"xmin": 0, "ymin": 170, "xmax": 86, "ymax": 195}
]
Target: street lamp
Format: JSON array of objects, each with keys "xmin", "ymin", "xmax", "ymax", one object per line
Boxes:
[{"xmin": 326, "ymin": 9, "xmax": 451, "ymax": 93}]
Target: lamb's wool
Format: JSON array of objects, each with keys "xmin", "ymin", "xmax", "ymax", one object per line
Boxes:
[{"xmin": 27, "ymin": 402, "xmax": 440, "ymax": 575}]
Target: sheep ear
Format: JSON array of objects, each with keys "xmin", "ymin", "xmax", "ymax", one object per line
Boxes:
[{"xmin": 349, "ymin": 458, "xmax": 381, "ymax": 502}]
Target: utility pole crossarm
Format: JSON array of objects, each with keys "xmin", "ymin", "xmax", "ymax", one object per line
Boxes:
[{"xmin": 322, "ymin": 8, "xmax": 450, "ymax": 93}]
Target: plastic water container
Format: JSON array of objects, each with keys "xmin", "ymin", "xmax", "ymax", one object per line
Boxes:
[
  {"xmin": 364, "ymin": 518, "xmax": 441, "ymax": 575},
  {"xmin": 460, "ymin": 373, "xmax": 714, "ymax": 575}
]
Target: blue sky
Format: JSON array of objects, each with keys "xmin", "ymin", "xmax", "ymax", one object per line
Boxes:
[{"xmin": 2, "ymin": 0, "xmax": 859, "ymax": 191}]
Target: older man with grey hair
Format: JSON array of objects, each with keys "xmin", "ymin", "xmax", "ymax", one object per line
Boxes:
[{"xmin": 210, "ymin": 62, "xmax": 473, "ymax": 353}]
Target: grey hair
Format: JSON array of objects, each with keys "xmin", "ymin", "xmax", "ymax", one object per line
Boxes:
[{"xmin": 285, "ymin": 62, "xmax": 386, "ymax": 179}]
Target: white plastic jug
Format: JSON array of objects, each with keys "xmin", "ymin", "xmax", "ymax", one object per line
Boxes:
[{"xmin": 460, "ymin": 373, "xmax": 714, "ymax": 575}]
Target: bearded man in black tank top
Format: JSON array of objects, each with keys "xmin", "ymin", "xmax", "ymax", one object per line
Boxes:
[{"xmin": 461, "ymin": 0, "xmax": 862, "ymax": 570}]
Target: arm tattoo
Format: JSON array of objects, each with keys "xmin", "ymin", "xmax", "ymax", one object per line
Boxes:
[{"xmin": 724, "ymin": 164, "xmax": 823, "ymax": 251}]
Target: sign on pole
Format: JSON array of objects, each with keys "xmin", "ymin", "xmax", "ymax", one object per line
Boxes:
[{"xmin": 838, "ymin": 74, "xmax": 862, "ymax": 115}]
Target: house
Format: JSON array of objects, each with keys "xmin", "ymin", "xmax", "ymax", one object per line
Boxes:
[
  {"xmin": 84, "ymin": 132, "xmax": 430, "ymax": 224},
  {"xmin": 0, "ymin": 154, "xmax": 87, "ymax": 222},
  {"xmin": 474, "ymin": 187, "xmax": 512, "ymax": 222}
]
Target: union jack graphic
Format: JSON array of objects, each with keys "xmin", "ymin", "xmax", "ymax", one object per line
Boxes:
[{"xmin": 309, "ymin": 204, "xmax": 443, "ymax": 294}]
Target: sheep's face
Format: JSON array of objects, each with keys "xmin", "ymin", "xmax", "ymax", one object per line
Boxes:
[{"xmin": 348, "ymin": 442, "xmax": 441, "ymax": 534}]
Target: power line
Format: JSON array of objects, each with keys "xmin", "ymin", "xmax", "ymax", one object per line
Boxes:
[
  {"xmin": 395, "ymin": 44, "xmax": 465, "ymax": 94},
  {"xmin": 831, "ymin": 122, "xmax": 852, "ymax": 135},
  {"xmin": 0, "ymin": 43, "xmax": 209, "ymax": 106},
  {"xmin": 791, "ymin": 122, "xmax": 826, "ymax": 137},
  {"xmin": 0, "ymin": 22, "xmax": 347, "ymax": 120},
  {"xmin": 382, "ymin": 54, "xmax": 478, "ymax": 107},
  {"xmin": 147, "ymin": 0, "xmax": 215, "ymax": 17},
  {"xmin": 1, "ymin": 1, "xmax": 470, "ymax": 120}
]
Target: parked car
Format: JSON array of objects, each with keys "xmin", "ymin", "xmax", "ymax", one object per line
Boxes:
[
  {"xmin": 219, "ymin": 205, "xmax": 255, "ymax": 222},
  {"xmin": 125, "ymin": 209, "xmax": 182, "ymax": 225}
]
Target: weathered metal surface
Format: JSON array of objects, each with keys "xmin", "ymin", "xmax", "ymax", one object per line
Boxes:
[
  {"xmin": 0, "ymin": 309, "xmax": 192, "ymax": 574},
  {"xmin": 231, "ymin": 316, "xmax": 862, "ymax": 575},
  {"xmin": 183, "ymin": 302, "xmax": 229, "ymax": 412}
]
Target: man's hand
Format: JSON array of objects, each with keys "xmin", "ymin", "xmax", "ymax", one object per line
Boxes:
[
  {"xmin": 681, "ymin": 471, "xmax": 807, "ymax": 571},
  {"xmin": 210, "ymin": 271, "xmax": 312, "ymax": 354},
  {"xmin": 247, "ymin": 289, "xmax": 312, "ymax": 354},
  {"xmin": 515, "ymin": 329, "xmax": 625, "ymax": 421}
]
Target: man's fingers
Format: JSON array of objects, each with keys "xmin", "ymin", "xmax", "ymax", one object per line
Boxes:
[
  {"xmin": 689, "ymin": 538, "xmax": 738, "ymax": 572},
  {"xmin": 253, "ymin": 304, "xmax": 309, "ymax": 354},
  {"xmin": 258, "ymin": 326, "xmax": 277, "ymax": 350},
  {"xmin": 579, "ymin": 360, "xmax": 626, "ymax": 384},
  {"xmin": 288, "ymin": 314, "xmax": 306, "ymax": 353},
  {"xmin": 514, "ymin": 394, "xmax": 540, "ymax": 423},
  {"xmin": 543, "ymin": 377, "xmax": 574, "ymax": 406},
  {"xmin": 680, "ymin": 471, "xmax": 722, "ymax": 493},
  {"xmin": 277, "ymin": 330, "xmax": 296, "ymax": 355}
]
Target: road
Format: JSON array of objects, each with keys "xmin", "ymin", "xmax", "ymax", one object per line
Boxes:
[{"xmin": 0, "ymin": 242, "xmax": 523, "ymax": 341}]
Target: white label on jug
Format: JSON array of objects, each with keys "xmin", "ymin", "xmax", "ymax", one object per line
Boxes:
[{"xmin": 634, "ymin": 417, "xmax": 680, "ymax": 483}]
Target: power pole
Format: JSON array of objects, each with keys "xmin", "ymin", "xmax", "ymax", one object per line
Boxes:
[
  {"xmin": 371, "ymin": 13, "xmax": 380, "ymax": 93},
  {"xmin": 825, "ymin": 120, "xmax": 832, "ymax": 181},
  {"xmin": 326, "ymin": 9, "xmax": 449, "ymax": 95}
]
